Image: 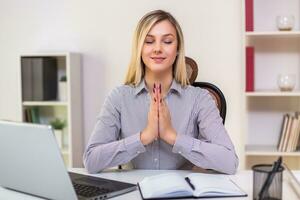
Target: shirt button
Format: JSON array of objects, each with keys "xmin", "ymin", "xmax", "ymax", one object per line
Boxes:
[
  {"xmin": 137, "ymin": 151, "xmax": 140, "ymax": 154},
  {"xmin": 178, "ymin": 151, "xmax": 182, "ymax": 154},
  {"xmin": 154, "ymin": 158, "xmax": 158, "ymax": 162}
]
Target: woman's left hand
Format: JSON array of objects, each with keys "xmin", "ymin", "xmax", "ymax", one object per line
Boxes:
[{"xmin": 157, "ymin": 85, "xmax": 177, "ymax": 145}]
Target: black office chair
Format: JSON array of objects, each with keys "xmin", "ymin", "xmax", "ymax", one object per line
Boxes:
[{"xmin": 185, "ymin": 57, "xmax": 227, "ymax": 124}]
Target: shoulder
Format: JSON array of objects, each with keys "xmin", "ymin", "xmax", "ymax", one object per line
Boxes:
[
  {"xmin": 182, "ymin": 85, "xmax": 216, "ymax": 109},
  {"xmin": 107, "ymin": 84, "xmax": 136, "ymax": 100},
  {"xmin": 183, "ymin": 84, "xmax": 211, "ymax": 99}
]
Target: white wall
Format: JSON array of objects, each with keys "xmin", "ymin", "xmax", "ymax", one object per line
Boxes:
[{"xmin": 0, "ymin": 0, "xmax": 244, "ymax": 168}]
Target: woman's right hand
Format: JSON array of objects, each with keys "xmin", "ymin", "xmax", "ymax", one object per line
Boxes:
[{"xmin": 140, "ymin": 85, "xmax": 159, "ymax": 145}]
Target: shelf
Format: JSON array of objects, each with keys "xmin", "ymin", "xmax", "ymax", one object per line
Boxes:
[
  {"xmin": 22, "ymin": 101, "xmax": 68, "ymax": 106},
  {"xmin": 246, "ymin": 145, "xmax": 300, "ymax": 156},
  {"xmin": 246, "ymin": 31, "xmax": 300, "ymax": 37},
  {"xmin": 246, "ymin": 91, "xmax": 300, "ymax": 97},
  {"xmin": 20, "ymin": 52, "xmax": 72, "ymax": 57}
]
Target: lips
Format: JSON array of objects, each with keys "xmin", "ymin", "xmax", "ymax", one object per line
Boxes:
[{"xmin": 151, "ymin": 57, "xmax": 166, "ymax": 63}]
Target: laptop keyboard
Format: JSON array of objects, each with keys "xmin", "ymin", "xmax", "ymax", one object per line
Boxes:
[{"xmin": 73, "ymin": 182, "xmax": 113, "ymax": 198}]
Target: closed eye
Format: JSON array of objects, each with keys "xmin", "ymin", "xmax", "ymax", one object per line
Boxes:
[
  {"xmin": 145, "ymin": 41, "xmax": 154, "ymax": 44},
  {"xmin": 164, "ymin": 41, "xmax": 173, "ymax": 44}
]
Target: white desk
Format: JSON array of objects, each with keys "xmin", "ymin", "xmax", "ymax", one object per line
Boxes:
[{"xmin": 0, "ymin": 169, "xmax": 300, "ymax": 200}]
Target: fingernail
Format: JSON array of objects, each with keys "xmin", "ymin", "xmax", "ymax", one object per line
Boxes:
[{"xmin": 159, "ymin": 83, "xmax": 161, "ymax": 93}]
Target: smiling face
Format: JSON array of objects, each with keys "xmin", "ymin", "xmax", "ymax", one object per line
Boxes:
[{"xmin": 141, "ymin": 20, "xmax": 178, "ymax": 75}]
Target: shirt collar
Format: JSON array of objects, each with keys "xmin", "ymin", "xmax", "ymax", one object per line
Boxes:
[
  {"xmin": 169, "ymin": 79, "xmax": 183, "ymax": 95},
  {"xmin": 134, "ymin": 79, "xmax": 183, "ymax": 96},
  {"xmin": 134, "ymin": 79, "xmax": 148, "ymax": 96}
]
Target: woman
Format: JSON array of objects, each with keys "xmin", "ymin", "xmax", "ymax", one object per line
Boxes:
[{"xmin": 83, "ymin": 10, "xmax": 238, "ymax": 174}]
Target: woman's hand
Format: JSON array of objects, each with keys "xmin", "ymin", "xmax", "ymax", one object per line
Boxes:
[
  {"xmin": 157, "ymin": 84, "xmax": 177, "ymax": 145},
  {"xmin": 140, "ymin": 84, "xmax": 159, "ymax": 145}
]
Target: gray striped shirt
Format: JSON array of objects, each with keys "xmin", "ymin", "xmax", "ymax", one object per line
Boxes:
[{"xmin": 83, "ymin": 80, "xmax": 238, "ymax": 174}]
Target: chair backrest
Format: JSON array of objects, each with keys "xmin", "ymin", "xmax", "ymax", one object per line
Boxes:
[
  {"xmin": 185, "ymin": 57, "xmax": 198, "ymax": 84},
  {"xmin": 192, "ymin": 82, "xmax": 226, "ymax": 124},
  {"xmin": 185, "ymin": 56, "xmax": 226, "ymax": 124}
]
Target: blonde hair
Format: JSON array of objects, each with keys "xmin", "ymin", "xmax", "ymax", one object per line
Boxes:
[{"xmin": 124, "ymin": 10, "xmax": 188, "ymax": 86}]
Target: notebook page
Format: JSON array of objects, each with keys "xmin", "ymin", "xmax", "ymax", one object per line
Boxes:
[
  {"xmin": 187, "ymin": 173, "xmax": 245, "ymax": 197},
  {"xmin": 139, "ymin": 173, "xmax": 193, "ymax": 198}
]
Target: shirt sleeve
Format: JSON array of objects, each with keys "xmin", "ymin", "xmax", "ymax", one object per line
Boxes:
[
  {"xmin": 172, "ymin": 89, "xmax": 239, "ymax": 174},
  {"xmin": 83, "ymin": 88, "xmax": 146, "ymax": 173}
]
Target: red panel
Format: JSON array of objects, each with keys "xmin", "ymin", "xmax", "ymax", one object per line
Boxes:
[{"xmin": 246, "ymin": 47, "xmax": 254, "ymax": 92}]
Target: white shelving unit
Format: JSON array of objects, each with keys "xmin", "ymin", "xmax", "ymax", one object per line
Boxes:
[
  {"xmin": 20, "ymin": 52, "xmax": 83, "ymax": 167},
  {"xmin": 243, "ymin": 0, "xmax": 300, "ymax": 169}
]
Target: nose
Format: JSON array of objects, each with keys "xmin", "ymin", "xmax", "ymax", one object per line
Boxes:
[{"xmin": 153, "ymin": 42, "xmax": 162, "ymax": 54}]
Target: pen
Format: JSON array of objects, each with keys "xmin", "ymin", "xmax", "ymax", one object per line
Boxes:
[
  {"xmin": 258, "ymin": 156, "xmax": 282, "ymax": 200},
  {"xmin": 185, "ymin": 177, "xmax": 195, "ymax": 190}
]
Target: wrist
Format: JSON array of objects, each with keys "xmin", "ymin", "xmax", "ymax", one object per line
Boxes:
[
  {"xmin": 163, "ymin": 129, "xmax": 177, "ymax": 145},
  {"xmin": 140, "ymin": 130, "xmax": 152, "ymax": 145}
]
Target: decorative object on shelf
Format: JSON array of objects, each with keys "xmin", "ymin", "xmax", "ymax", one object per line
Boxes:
[
  {"xmin": 277, "ymin": 74, "xmax": 296, "ymax": 91},
  {"xmin": 276, "ymin": 15, "xmax": 295, "ymax": 31},
  {"xmin": 59, "ymin": 75, "xmax": 67, "ymax": 101},
  {"xmin": 50, "ymin": 118, "xmax": 66, "ymax": 149}
]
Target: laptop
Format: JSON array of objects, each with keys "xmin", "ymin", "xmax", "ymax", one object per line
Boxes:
[{"xmin": 0, "ymin": 121, "xmax": 136, "ymax": 200}]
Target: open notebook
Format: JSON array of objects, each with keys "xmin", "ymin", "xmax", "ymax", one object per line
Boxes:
[{"xmin": 138, "ymin": 173, "xmax": 247, "ymax": 199}]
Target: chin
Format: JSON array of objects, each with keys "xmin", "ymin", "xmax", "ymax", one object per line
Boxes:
[{"xmin": 148, "ymin": 66, "xmax": 170, "ymax": 73}]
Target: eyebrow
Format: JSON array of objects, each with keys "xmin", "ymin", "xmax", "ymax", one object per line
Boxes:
[{"xmin": 146, "ymin": 34, "xmax": 175, "ymax": 38}]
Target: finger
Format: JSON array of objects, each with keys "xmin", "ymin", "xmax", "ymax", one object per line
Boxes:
[
  {"xmin": 152, "ymin": 83, "xmax": 157, "ymax": 103},
  {"xmin": 155, "ymin": 83, "xmax": 159, "ymax": 105},
  {"xmin": 156, "ymin": 83, "xmax": 160, "ymax": 139},
  {"xmin": 158, "ymin": 83, "xmax": 162, "ymax": 104},
  {"xmin": 155, "ymin": 84, "xmax": 159, "ymax": 117}
]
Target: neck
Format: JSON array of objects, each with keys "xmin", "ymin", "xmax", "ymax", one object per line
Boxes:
[{"xmin": 144, "ymin": 70, "xmax": 173, "ymax": 97}]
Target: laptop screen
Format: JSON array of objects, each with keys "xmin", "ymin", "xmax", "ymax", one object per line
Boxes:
[{"xmin": 0, "ymin": 121, "xmax": 136, "ymax": 200}]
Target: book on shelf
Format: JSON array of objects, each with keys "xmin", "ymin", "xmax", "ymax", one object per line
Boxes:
[
  {"xmin": 30, "ymin": 107, "xmax": 40, "ymax": 124},
  {"xmin": 21, "ymin": 58, "xmax": 33, "ymax": 101},
  {"xmin": 138, "ymin": 173, "xmax": 247, "ymax": 199},
  {"xmin": 278, "ymin": 114, "xmax": 289, "ymax": 151},
  {"xmin": 295, "ymin": 112, "xmax": 300, "ymax": 149},
  {"xmin": 24, "ymin": 107, "xmax": 40, "ymax": 124},
  {"xmin": 278, "ymin": 112, "xmax": 300, "ymax": 152},
  {"xmin": 21, "ymin": 57, "xmax": 58, "ymax": 101},
  {"xmin": 246, "ymin": 46, "xmax": 254, "ymax": 92},
  {"xmin": 282, "ymin": 114, "xmax": 293, "ymax": 152},
  {"xmin": 24, "ymin": 108, "xmax": 32, "ymax": 123},
  {"xmin": 245, "ymin": 0, "xmax": 254, "ymax": 31},
  {"xmin": 290, "ymin": 112, "xmax": 300, "ymax": 151}
]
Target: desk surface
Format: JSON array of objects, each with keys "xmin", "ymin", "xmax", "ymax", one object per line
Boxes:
[{"xmin": 0, "ymin": 169, "xmax": 300, "ymax": 200}]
